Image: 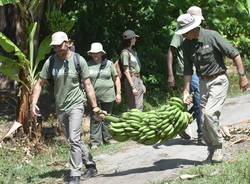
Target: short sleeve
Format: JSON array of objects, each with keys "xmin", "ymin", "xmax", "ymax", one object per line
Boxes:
[
  {"xmin": 39, "ymin": 58, "xmax": 50, "ymax": 79},
  {"xmin": 170, "ymin": 34, "xmax": 182, "ymax": 49},
  {"xmin": 79, "ymin": 56, "xmax": 90, "ymax": 79},
  {"xmin": 212, "ymin": 31, "xmax": 239, "ymax": 59},
  {"xmin": 120, "ymin": 51, "xmax": 130, "ymax": 66}
]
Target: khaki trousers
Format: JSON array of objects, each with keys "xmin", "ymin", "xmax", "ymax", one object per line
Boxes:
[
  {"xmin": 58, "ymin": 106, "xmax": 96, "ymax": 176},
  {"xmin": 199, "ymin": 74, "xmax": 229, "ymax": 151}
]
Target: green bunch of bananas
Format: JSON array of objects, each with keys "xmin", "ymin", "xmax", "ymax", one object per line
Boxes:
[{"xmin": 105, "ymin": 96, "xmax": 193, "ymax": 145}]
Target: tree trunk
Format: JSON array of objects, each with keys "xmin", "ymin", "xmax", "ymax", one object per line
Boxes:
[{"xmin": 13, "ymin": 5, "xmax": 41, "ymax": 139}]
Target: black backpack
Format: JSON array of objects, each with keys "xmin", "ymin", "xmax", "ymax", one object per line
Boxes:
[{"xmin": 48, "ymin": 53, "xmax": 82, "ymax": 89}]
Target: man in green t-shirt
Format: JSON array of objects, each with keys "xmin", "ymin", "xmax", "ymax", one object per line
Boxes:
[
  {"xmin": 175, "ymin": 14, "xmax": 249, "ymax": 163},
  {"xmin": 167, "ymin": 6, "xmax": 205, "ymax": 143},
  {"xmin": 32, "ymin": 32, "xmax": 102, "ymax": 184}
]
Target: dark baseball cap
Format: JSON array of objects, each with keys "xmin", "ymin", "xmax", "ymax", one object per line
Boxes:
[{"xmin": 122, "ymin": 30, "xmax": 139, "ymax": 40}]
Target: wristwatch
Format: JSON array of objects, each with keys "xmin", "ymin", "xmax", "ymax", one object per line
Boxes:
[{"xmin": 238, "ymin": 71, "xmax": 246, "ymax": 76}]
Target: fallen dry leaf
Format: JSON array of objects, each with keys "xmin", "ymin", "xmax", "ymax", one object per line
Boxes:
[{"xmin": 179, "ymin": 174, "xmax": 201, "ymax": 180}]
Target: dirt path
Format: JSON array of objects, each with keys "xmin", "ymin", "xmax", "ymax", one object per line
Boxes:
[{"xmin": 81, "ymin": 93, "xmax": 250, "ymax": 184}]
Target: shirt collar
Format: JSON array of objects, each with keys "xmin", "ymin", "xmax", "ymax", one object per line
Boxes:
[{"xmin": 197, "ymin": 28, "xmax": 205, "ymax": 43}]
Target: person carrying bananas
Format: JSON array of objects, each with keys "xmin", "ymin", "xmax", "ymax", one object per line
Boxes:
[
  {"xmin": 175, "ymin": 14, "xmax": 249, "ymax": 163},
  {"xmin": 32, "ymin": 32, "xmax": 104, "ymax": 184},
  {"xmin": 167, "ymin": 6, "xmax": 205, "ymax": 144},
  {"xmin": 87, "ymin": 42, "xmax": 121, "ymax": 149},
  {"xmin": 120, "ymin": 29, "xmax": 146, "ymax": 111}
]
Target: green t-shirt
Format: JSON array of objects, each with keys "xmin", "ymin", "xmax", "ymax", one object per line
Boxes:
[
  {"xmin": 87, "ymin": 59, "xmax": 117, "ymax": 103},
  {"xmin": 40, "ymin": 52, "xmax": 89, "ymax": 113},
  {"xmin": 120, "ymin": 48, "xmax": 141, "ymax": 74},
  {"xmin": 170, "ymin": 34, "xmax": 184, "ymax": 76}
]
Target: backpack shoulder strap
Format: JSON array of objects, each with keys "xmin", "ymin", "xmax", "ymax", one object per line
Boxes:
[
  {"xmin": 48, "ymin": 55, "xmax": 55, "ymax": 80},
  {"xmin": 73, "ymin": 53, "xmax": 83, "ymax": 89},
  {"xmin": 73, "ymin": 53, "xmax": 81, "ymax": 75}
]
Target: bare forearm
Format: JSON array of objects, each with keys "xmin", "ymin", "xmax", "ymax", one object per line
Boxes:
[
  {"xmin": 167, "ymin": 48, "xmax": 174, "ymax": 76},
  {"xmin": 183, "ymin": 75, "xmax": 192, "ymax": 92},
  {"xmin": 114, "ymin": 76, "xmax": 121, "ymax": 94},
  {"xmin": 234, "ymin": 55, "xmax": 245, "ymax": 73},
  {"xmin": 124, "ymin": 70, "xmax": 134, "ymax": 88},
  {"xmin": 84, "ymin": 82, "xmax": 97, "ymax": 108},
  {"xmin": 32, "ymin": 79, "xmax": 45, "ymax": 105}
]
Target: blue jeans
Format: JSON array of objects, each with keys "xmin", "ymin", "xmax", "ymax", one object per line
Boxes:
[{"xmin": 189, "ymin": 74, "xmax": 203, "ymax": 137}]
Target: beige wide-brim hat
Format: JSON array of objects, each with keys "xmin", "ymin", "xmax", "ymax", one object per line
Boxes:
[
  {"xmin": 187, "ymin": 6, "xmax": 205, "ymax": 20},
  {"xmin": 50, "ymin": 31, "xmax": 69, "ymax": 46},
  {"xmin": 175, "ymin": 14, "xmax": 202, "ymax": 35},
  {"xmin": 87, "ymin": 42, "xmax": 106, "ymax": 54}
]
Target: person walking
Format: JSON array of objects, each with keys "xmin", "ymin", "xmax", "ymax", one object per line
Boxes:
[
  {"xmin": 32, "ymin": 32, "xmax": 101, "ymax": 184},
  {"xmin": 87, "ymin": 42, "xmax": 121, "ymax": 149},
  {"xmin": 120, "ymin": 29, "xmax": 146, "ymax": 111},
  {"xmin": 175, "ymin": 14, "xmax": 249, "ymax": 163},
  {"xmin": 167, "ymin": 6, "xmax": 204, "ymax": 143}
]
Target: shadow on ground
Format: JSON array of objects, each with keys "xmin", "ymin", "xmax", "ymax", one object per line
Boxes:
[
  {"xmin": 30, "ymin": 169, "xmax": 69, "ymax": 183},
  {"xmin": 103, "ymin": 158, "xmax": 201, "ymax": 177},
  {"xmin": 153, "ymin": 138, "xmax": 203, "ymax": 149}
]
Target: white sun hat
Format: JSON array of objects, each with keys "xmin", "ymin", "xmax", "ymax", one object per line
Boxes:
[
  {"xmin": 175, "ymin": 13, "xmax": 202, "ymax": 35},
  {"xmin": 187, "ymin": 6, "xmax": 205, "ymax": 20},
  {"xmin": 50, "ymin": 31, "xmax": 69, "ymax": 46},
  {"xmin": 87, "ymin": 42, "xmax": 106, "ymax": 54}
]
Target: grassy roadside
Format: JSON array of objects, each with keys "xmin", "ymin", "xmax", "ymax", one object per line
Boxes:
[
  {"xmin": 150, "ymin": 149, "xmax": 250, "ymax": 184},
  {"xmin": 0, "ymin": 139, "xmax": 134, "ymax": 184}
]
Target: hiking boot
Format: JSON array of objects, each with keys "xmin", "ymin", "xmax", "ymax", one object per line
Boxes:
[
  {"xmin": 91, "ymin": 145, "xmax": 98, "ymax": 149},
  {"xmin": 212, "ymin": 149, "xmax": 223, "ymax": 163},
  {"xmin": 69, "ymin": 176, "xmax": 80, "ymax": 184},
  {"xmin": 106, "ymin": 139, "xmax": 117, "ymax": 145},
  {"xmin": 179, "ymin": 131, "xmax": 191, "ymax": 140},
  {"xmin": 202, "ymin": 150, "xmax": 214, "ymax": 165},
  {"xmin": 80, "ymin": 167, "xmax": 98, "ymax": 180}
]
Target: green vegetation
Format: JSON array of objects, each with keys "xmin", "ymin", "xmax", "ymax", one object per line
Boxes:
[
  {"xmin": 151, "ymin": 150, "xmax": 250, "ymax": 184},
  {"xmin": 227, "ymin": 73, "xmax": 250, "ymax": 97}
]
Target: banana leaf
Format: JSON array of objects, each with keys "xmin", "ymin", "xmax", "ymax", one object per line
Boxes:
[
  {"xmin": 0, "ymin": 0, "xmax": 19, "ymax": 6},
  {"xmin": 0, "ymin": 32, "xmax": 29, "ymax": 64}
]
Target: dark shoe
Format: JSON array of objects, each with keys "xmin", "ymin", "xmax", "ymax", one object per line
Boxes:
[
  {"xmin": 179, "ymin": 131, "xmax": 191, "ymax": 140},
  {"xmin": 80, "ymin": 167, "xmax": 98, "ymax": 180},
  {"xmin": 69, "ymin": 176, "xmax": 80, "ymax": 184},
  {"xmin": 91, "ymin": 145, "xmax": 98, "ymax": 149},
  {"xmin": 202, "ymin": 150, "xmax": 214, "ymax": 165}
]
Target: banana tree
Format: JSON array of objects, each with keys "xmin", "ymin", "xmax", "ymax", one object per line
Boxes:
[
  {"xmin": 0, "ymin": 23, "xmax": 51, "ymax": 139},
  {"xmin": 0, "ymin": 0, "xmax": 67, "ymax": 140}
]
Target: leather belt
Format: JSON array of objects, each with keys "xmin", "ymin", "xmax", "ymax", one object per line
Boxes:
[
  {"xmin": 131, "ymin": 73, "xmax": 140, "ymax": 77},
  {"xmin": 201, "ymin": 72, "xmax": 225, "ymax": 80}
]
